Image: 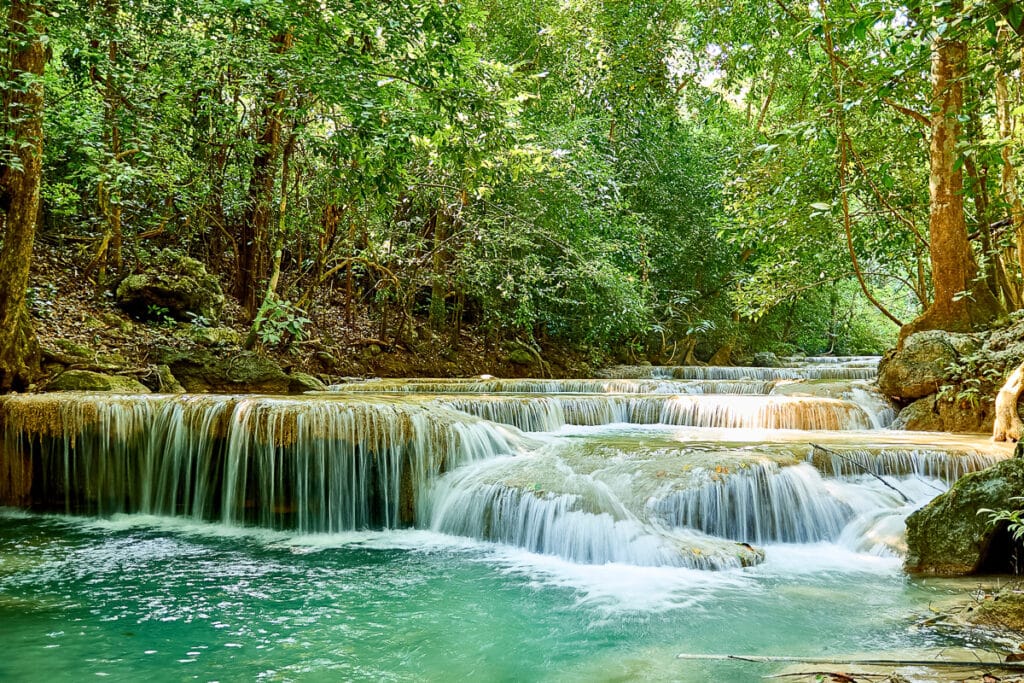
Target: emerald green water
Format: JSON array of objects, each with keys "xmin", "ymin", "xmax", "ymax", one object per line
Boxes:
[{"xmin": 0, "ymin": 510, "xmax": 974, "ymax": 682}]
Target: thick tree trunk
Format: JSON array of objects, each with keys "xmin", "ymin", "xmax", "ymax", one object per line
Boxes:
[
  {"xmin": 901, "ymin": 22, "xmax": 1003, "ymax": 339},
  {"xmin": 0, "ymin": 1, "xmax": 45, "ymax": 391},
  {"xmin": 993, "ymin": 361, "xmax": 1024, "ymax": 442}
]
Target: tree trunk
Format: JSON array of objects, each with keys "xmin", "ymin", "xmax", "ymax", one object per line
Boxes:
[
  {"xmin": 901, "ymin": 18, "xmax": 1003, "ymax": 339},
  {"xmin": 0, "ymin": 0, "xmax": 45, "ymax": 391},
  {"xmin": 429, "ymin": 208, "xmax": 448, "ymax": 332},
  {"xmin": 993, "ymin": 361, "xmax": 1024, "ymax": 442},
  {"xmin": 235, "ymin": 29, "xmax": 292, "ymax": 317},
  {"xmin": 996, "ymin": 29, "xmax": 1024, "ymax": 309}
]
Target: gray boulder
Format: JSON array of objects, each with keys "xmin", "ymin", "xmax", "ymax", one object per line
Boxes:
[{"xmin": 878, "ymin": 330, "xmax": 980, "ymax": 401}]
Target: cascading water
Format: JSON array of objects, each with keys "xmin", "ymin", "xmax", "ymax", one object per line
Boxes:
[
  {"xmin": 0, "ymin": 355, "xmax": 1016, "ymax": 682},
  {"xmin": 0, "ymin": 355, "xmax": 1009, "ymax": 569}
]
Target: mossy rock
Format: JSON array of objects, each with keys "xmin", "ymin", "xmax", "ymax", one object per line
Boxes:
[
  {"xmin": 751, "ymin": 352, "xmax": 781, "ymax": 368},
  {"xmin": 965, "ymin": 588, "xmax": 1024, "ymax": 632},
  {"xmin": 508, "ymin": 349, "xmax": 535, "ymax": 366},
  {"xmin": 116, "ymin": 249, "xmax": 225, "ymax": 323},
  {"xmin": 157, "ymin": 349, "xmax": 298, "ymax": 394},
  {"xmin": 878, "ymin": 330, "xmax": 980, "ymax": 402},
  {"xmin": 53, "ymin": 338, "xmax": 94, "ymax": 359},
  {"xmin": 905, "ymin": 457, "xmax": 1024, "ymax": 575},
  {"xmin": 180, "ymin": 326, "xmax": 241, "ymax": 347},
  {"xmin": 288, "ymin": 372, "xmax": 328, "ymax": 393},
  {"xmin": 155, "ymin": 365, "xmax": 186, "ymax": 394},
  {"xmin": 45, "ymin": 370, "xmax": 150, "ymax": 394}
]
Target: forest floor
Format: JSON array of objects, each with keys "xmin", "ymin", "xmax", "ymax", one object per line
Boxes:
[{"xmin": 26, "ymin": 243, "xmax": 602, "ymax": 389}]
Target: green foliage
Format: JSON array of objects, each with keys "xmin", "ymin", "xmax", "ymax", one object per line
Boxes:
[
  {"xmin": 14, "ymin": 0, "xmax": 969, "ymax": 358},
  {"xmin": 939, "ymin": 354, "xmax": 1006, "ymax": 407},
  {"xmin": 980, "ymin": 497, "xmax": 1024, "ymax": 543},
  {"xmin": 254, "ymin": 298, "xmax": 311, "ymax": 348}
]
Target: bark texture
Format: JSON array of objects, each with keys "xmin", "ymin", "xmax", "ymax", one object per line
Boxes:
[
  {"xmin": 902, "ymin": 22, "xmax": 1003, "ymax": 340},
  {"xmin": 0, "ymin": 1, "xmax": 45, "ymax": 391},
  {"xmin": 993, "ymin": 361, "xmax": 1024, "ymax": 442}
]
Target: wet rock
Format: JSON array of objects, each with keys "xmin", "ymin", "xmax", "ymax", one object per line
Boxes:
[
  {"xmin": 116, "ymin": 249, "xmax": 225, "ymax": 323},
  {"xmin": 965, "ymin": 588, "xmax": 1024, "ymax": 632},
  {"xmin": 751, "ymin": 352, "xmax": 781, "ymax": 368},
  {"xmin": 45, "ymin": 370, "xmax": 150, "ymax": 393},
  {"xmin": 892, "ymin": 395, "xmax": 993, "ymax": 434},
  {"xmin": 905, "ymin": 457, "xmax": 1024, "ymax": 575},
  {"xmin": 878, "ymin": 330, "xmax": 980, "ymax": 402}
]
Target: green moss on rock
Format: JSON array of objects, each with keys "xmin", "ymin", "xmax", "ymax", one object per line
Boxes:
[
  {"xmin": 116, "ymin": 249, "xmax": 225, "ymax": 322},
  {"xmin": 45, "ymin": 370, "xmax": 150, "ymax": 394},
  {"xmin": 905, "ymin": 457, "xmax": 1024, "ymax": 575}
]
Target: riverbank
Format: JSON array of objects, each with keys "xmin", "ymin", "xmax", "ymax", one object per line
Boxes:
[{"xmin": 26, "ymin": 244, "xmax": 601, "ymax": 392}]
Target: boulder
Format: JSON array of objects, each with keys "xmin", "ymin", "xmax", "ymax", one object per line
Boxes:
[
  {"xmin": 905, "ymin": 457, "xmax": 1024, "ymax": 575},
  {"xmin": 158, "ymin": 349, "xmax": 289, "ymax": 393},
  {"xmin": 116, "ymin": 249, "xmax": 225, "ymax": 323},
  {"xmin": 156, "ymin": 349, "xmax": 319, "ymax": 394},
  {"xmin": 155, "ymin": 365, "xmax": 186, "ymax": 394},
  {"xmin": 751, "ymin": 352, "xmax": 781, "ymax": 368},
  {"xmin": 508, "ymin": 348, "xmax": 535, "ymax": 366},
  {"xmin": 878, "ymin": 330, "xmax": 980, "ymax": 402},
  {"xmin": 288, "ymin": 372, "xmax": 328, "ymax": 393},
  {"xmin": 891, "ymin": 394, "xmax": 993, "ymax": 434},
  {"xmin": 45, "ymin": 370, "xmax": 150, "ymax": 393}
]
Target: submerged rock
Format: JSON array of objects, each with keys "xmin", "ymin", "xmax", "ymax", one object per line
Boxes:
[
  {"xmin": 45, "ymin": 370, "xmax": 150, "ymax": 393},
  {"xmin": 116, "ymin": 249, "xmax": 225, "ymax": 322},
  {"xmin": 878, "ymin": 330, "xmax": 979, "ymax": 402},
  {"xmin": 904, "ymin": 457, "xmax": 1024, "ymax": 575}
]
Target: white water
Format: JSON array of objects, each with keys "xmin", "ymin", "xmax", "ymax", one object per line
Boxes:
[{"xmin": 0, "ymin": 355, "xmax": 1010, "ymax": 571}]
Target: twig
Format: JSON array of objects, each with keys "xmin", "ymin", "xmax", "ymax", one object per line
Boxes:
[
  {"xmin": 676, "ymin": 653, "xmax": 1024, "ymax": 668},
  {"xmin": 811, "ymin": 443, "xmax": 914, "ymax": 503}
]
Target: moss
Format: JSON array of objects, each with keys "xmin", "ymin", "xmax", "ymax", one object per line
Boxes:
[
  {"xmin": 508, "ymin": 348, "xmax": 535, "ymax": 366},
  {"xmin": 45, "ymin": 370, "xmax": 150, "ymax": 394},
  {"xmin": 905, "ymin": 457, "xmax": 1024, "ymax": 575}
]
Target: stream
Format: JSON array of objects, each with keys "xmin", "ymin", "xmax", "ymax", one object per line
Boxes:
[{"xmin": 0, "ymin": 357, "xmax": 1012, "ymax": 681}]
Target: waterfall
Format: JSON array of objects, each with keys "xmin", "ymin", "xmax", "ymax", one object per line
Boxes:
[
  {"xmin": 328, "ymin": 378, "xmax": 777, "ymax": 395},
  {"xmin": 0, "ymin": 394, "xmax": 525, "ymax": 532},
  {"xmin": 650, "ymin": 462, "xmax": 853, "ymax": 544},
  {"xmin": 0, "ymin": 353, "xmax": 1011, "ymax": 570},
  {"xmin": 435, "ymin": 395, "xmax": 874, "ymax": 432}
]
